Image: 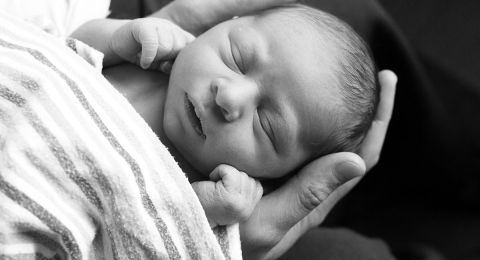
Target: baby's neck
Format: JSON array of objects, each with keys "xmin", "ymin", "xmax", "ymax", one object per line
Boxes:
[{"xmin": 103, "ymin": 63, "xmax": 206, "ymax": 182}]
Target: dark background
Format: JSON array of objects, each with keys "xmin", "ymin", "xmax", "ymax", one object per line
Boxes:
[
  {"xmin": 381, "ymin": 0, "xmax": 480, "ymax": 88},
  {"xmin": 325, "ymin": 1, "xmax": 480, "ymax": 259}
]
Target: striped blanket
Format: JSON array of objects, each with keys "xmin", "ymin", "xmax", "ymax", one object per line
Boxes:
[{"xmin": 0, "ymin": 11, "xmax": 240, "ymax": 260}]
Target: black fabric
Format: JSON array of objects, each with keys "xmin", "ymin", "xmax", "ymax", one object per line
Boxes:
[
  {"xmin": 302, "ymin": 1, "xmax": 480, "ymax": 259},
  {"xmin": 301, "ymin": 0, "xmax": 480, "ymax": 219},
  {"xmin": 305, "ymin": 0, "xmax": 460, "ymax": 209},
  {"xmin": 280, "ymin": 228, "xmax": 396, "ymax": 260}
]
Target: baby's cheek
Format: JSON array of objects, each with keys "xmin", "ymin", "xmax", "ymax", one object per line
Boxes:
[{"xmin": 206, "ymin": 139, "xmax": 252, "ymax": 167}]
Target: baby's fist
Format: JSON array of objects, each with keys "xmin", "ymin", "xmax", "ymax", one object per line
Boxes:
[
  {"xmin": 110, "ymin": 18, "xmax": 194, "ymax": 71},
  {"xmin": 210, "ymin": 164, "xmax": 263, "ymax": 224}
]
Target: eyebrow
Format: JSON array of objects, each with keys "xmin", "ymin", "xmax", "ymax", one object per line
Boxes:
[{"xmin": 229, "ymin": 29, "xmax": 264, "ymax": 70}]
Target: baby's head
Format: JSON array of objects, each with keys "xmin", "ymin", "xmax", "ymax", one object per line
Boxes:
[{"xmin": 163, "ymin": 4, "xmax": 378, "ymax": 179}]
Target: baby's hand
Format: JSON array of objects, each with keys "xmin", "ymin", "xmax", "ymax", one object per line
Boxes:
[
  {"xmin": 110, "ymin": 18, "xmax": 194, "ymax": 71},
  {"xmin": 192, "ymin": 164, "xmax": 263, "ymax": 227}
]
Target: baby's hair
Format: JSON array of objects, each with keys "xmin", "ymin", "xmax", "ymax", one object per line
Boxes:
[{"xmin": 258, "ymin": 4, "xmax": 379, "ymax": 158}]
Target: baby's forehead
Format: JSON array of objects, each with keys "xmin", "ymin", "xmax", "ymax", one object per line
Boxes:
[{"xmin": 251, "ymin": 8, "xmax": 339, "ymax": 61}]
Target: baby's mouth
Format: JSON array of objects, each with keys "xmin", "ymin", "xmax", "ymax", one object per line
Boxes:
[{"xmin": 184, "ymin": 93, "xmax": 206, "ymax": 139}]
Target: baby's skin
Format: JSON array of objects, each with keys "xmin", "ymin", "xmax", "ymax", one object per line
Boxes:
[
  {"xmin": 101, "ymin": 17, "xmax": 264, "ymax": 227},
  {"xmin": 192, "ymin": 164, "xmax": 263, "ymax": 227}
]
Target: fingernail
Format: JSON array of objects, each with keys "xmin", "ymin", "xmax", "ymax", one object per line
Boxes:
[
  {"xmin": 160, "ymin": 61, "xmax": 172, "ymax": 74},
  {"xmin": 334, "ymin": 161, "xmax": 364, "ymax": 183}
]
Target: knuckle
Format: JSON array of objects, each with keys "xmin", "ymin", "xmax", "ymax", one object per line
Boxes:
[
  {"xmin": 298, "ymin": 184, "xmax": 331, "ymax": 211},
  {"xmin": 132, "ymin": 18, "xmax": 147, "ymax": 30},
  {"xmin": 217, "ymin": 164, "xmax": 232, "ymax": 172},
  {"xmin": 238, "ymin": 171, "xmax": 249, "ymax": 179}
]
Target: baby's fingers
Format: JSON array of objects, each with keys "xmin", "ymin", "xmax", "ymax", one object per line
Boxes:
[
  {"xmin": 209, "ymin": 164, "xmax": 239, "ymax": 182},
  {"xmin": 153, "ymin": 26, "xmax": 194, "ymax": 62},
  {"xmin": 134, "ymin": 18, "xmax": 194, "ymax": 70},
  {"xmin": 252, "ymin": 179, "xmax": 264, "ymax": 204},
  {"xmin": 147, "ymin": 28, "xmax": 193, "ymax": 72},
  {"xmin": 137, "ymin": 26, "xmax": 161, "ymax": 69}
]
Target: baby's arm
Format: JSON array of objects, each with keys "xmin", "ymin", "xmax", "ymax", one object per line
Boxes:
[
  {"xmin": 192, "ymin": 164, "xmax": 263, "ymax": 228},
  {"xmin": 71, "ymin": 18, "xmax": 194, "ymax": 69}
]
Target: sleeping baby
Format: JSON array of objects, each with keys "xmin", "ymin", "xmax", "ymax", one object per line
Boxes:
[{"xmin": 73, "ymin": 3, "xmax": 378, "ymax": 228}]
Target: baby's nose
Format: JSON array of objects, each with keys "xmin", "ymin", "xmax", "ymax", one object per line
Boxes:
[{"xmin": 210, "ymin": 77, "xmax": 259, "ymax": 122}]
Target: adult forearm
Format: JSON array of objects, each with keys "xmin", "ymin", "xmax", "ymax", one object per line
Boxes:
[
  {"xmin": 150, "ymin": 1, "xmax": 206, "ymax": 35},
  {"xmin": 150, "ymin": 0, "xmax": 298, "ymax": 36},
  {"xmin": 70, "ymin": 19, "xmax": 129, "ymax": 66}
]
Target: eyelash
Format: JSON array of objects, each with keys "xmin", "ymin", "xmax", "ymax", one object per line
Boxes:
[
  {"xmin": 230, "ymin": 43, "xmax": 245, "ymax": 74},
  {"xmin": 258, "ymin": 109, "xmax": 275, "ymax": 149},
  {"xmin": 227, "ymin": 41, "xmax": 274, "ymax": 149}
]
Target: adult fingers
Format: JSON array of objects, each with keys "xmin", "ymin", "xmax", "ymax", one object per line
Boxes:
[
  {"xmin": 266, "ymin": 172, "xmax": 363, "ymax": 259},
  {"xmin": 152, "ymin": 0, "xmax": 298, "ymax": 35},
  {"xmin": 278, "ymin": 153, "xmax": 365, "ymax": 229},
  {"xmin": 241, "ymin": 152, "xmax": 365, "ymax": 250},
  {"xmin": 359, "ymin": 70, "xmax": 397, "ymax": 171},
  {"xmin": 224, "ymin": 0, "xmax": 297, "ymax": 17}
]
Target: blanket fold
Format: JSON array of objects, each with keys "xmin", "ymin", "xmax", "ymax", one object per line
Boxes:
[{"xmin": 0, "ymin": 11, "xmax": 241, "ymax": 260}]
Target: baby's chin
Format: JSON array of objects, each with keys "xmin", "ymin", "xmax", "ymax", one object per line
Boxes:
[{"xmin": 166, "ymin": 136, "xmax": 212, "ymax": 179}]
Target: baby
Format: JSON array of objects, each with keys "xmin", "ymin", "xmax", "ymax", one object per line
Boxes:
[{"xmin": 73, "ymin": 4, "xmax": 378, "ymax": 228}]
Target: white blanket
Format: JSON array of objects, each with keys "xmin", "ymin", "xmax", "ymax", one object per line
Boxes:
[
  {"xmin": 0, "ymin": 0, "xmax": 110, "ymax": 37},
  {"xmin": 0, "ymin": 11, "xmax": 241, "ymax": 260}
]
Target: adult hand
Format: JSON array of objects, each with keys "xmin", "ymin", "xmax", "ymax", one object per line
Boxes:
[
  {"xmin": 241, "ymin": 70, "xmax": 397, "ymax": 259},
  {"xmin": 151, "ymin": 0, "xmax": 296, "ymax": 35}
]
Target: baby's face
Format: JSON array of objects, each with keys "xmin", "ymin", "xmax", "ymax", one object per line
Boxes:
[{"xmin": 164, "ymin": 14, "xmax": 341, "ymax": 178}]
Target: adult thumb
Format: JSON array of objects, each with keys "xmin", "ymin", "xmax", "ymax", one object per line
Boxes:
[
  {"xmin": 262, "ymin": 154, "xmax": 366, "ymax": 260},
  {"xmin": 254, "ymin": 152, "xmax": 366, "ymax": 235},
  {"xmin": 294, "ymin": 152, "xmax": 366, "ymax": 214}
]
